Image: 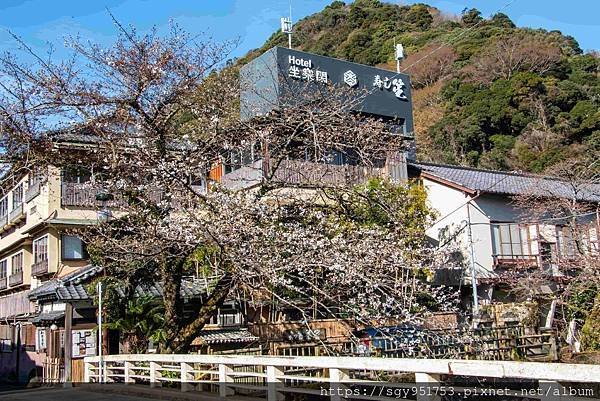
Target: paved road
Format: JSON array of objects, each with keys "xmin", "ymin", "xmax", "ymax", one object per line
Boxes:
[{"xmin": 0, "ymin": 388, "xmax": 152, "ymax": 400}]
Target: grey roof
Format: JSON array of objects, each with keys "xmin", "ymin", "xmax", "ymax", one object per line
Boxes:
[
  {"xmin": 191, "ymin": 329, "xmax": 259, "ymax": 345},
  {"xmin": 410, "ymin": 162, "xmax": 600, "ymax": 203},
  {"xmin": 29, "ymin": 265, "xmax": 213, "ymax": 302},
  {"xmin": 31, "ymin": 310, "xmax": 65, "ymax": 324}
]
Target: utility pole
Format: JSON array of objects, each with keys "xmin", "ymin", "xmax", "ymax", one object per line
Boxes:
[
  {"xmin": 466, "ymin": 202, "xmax": 479, "ymax": 322},
  {"xmin": 97, "ymin": 281, "xmax": 103, "ymax": 383}
]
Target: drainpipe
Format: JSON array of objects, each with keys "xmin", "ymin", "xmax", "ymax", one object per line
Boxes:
[{"xmin": 466, "ymin": 202, "xmax": 479, "ymax": 322}]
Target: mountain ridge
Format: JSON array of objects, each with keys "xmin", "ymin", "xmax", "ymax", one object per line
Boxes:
[{"xmin": 239, "ymin": 0, "xmax": 600, "ymax": 174}]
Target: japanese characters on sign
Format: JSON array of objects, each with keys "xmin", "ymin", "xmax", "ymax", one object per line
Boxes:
[
  {"xmin": 288, "ymin": 55, "xmax": 328, "ymax": 84},
  {"xmin": 373, "ymin": 74, "xmax": 408, "ymax": 100},
  {"xmin": 287, "ymin": 55, "xmax": 408, "ymax": 101}
]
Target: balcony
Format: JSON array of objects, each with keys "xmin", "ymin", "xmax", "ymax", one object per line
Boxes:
[
  {"xmin": 8, "ymin": 271, "xmax": 23, "ymax": 287},
  {"xmin": 61, "ymin": 182, "xmax": 125, "ymax": 208},
  {"xmin": 31, "ymin": 260, "xmax": 49, "ymax": 277},
  {"xmin": 493, "ymin": 254, "xmax": 540, "ymax": 269},
  {"xmin": 25, "ymin": 180, "xmax": 41, "ymax": 202},
  {"xmin": 0, "ymin": 214, "xmax": 7, "ymax": 230},
  {"xmin": 9, "ymin": 203, "xmax": 25, "ymax": 224},
  {"xmin": 220, "ymin": 158, "xmax": 401, "ymax": 191},
  {"xmin": 0, "ymin": 278, "xmax": 6, "ymax": 291}
]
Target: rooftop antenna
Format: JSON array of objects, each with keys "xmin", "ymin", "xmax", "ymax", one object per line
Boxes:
[
  {"xmin": 394, "ymin": 39, "xmax": 404, "ymax": 73},
  {"xmin": 281, "ymin": 1, "xmax": 293, "ymax": 49}
]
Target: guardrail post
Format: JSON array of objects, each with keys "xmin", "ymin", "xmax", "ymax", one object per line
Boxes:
[
  {"xmin": 124, "ymin": 361, "xmax": 134, "ymax": 384},
  {"xmin": 219, "ymin": 363, "xmax": 234, "ymax": 397},
  {"xmin": 329, "ymin": 368, "xmax": 349, "ymax": 401},
  {"xmin": 150, "ymin": 361, "xmax": 162, "ymax": 388},
  {"xmin": 83, "ymin": 361, "xmax": 92, "ymax": 383},
  {"xmin": 266, "ymin": 365, "xmax": 284, "ymax": 401},
  {"xmin": 415, "ymin": 373, "xmax": 441, "ymax": 401},
  {"xmin": 181, "ymin": 362, "xmax": 194, "ymax": 392}
]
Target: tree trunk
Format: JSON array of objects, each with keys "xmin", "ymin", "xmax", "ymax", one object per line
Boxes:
[{"xmin": 164, "ymin": 273, "xmax": 233, "ymax": 353}]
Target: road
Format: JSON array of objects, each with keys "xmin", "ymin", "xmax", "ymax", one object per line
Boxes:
[{"xmin": 0, "ymin": 388, "xmax": 152, "ymax": 400}]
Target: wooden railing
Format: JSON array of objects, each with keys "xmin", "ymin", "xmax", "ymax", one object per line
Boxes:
[
  {"xmin": 84, "ymin": 354, "xmax": 600, "ymax": 400},
  {"xmin": 61, "ymin": 182, "xmax": 125, "ymax": 208},
  {"xmin": 8, "ymin": 271, "xmax": 23, "ymax": 287},
  {"xmin": 220, "ymin": 158, "xmax": 397, "ymax": 190},
  {"xmin": 31, "ymin": 260, "xmax": 49, "ymax": 276},
  {"xmin": 269, "ymin": 159, "xmax": 386, "ymax": 187}
]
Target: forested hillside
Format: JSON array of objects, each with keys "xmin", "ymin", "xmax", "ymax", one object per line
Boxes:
[{"xmin": 241, "ymin": 0, "xmax": 600, "ymax": 173}]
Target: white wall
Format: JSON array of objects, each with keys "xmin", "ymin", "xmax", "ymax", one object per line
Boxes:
[{"xmin": 422, "ymin": 179, "xmax": 526, "ymax": 279}]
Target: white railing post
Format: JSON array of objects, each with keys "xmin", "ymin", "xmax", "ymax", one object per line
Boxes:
[
  {"xmin": 218, "ymin": 363, "xmax": 234, "ymax": 397},
  {"xmin": 415, "ymin": 373, "xmax": 441, "ymax": 401},
  {"xmin": 266, "ymin": 364, "xmax": 284, "ymax": 401},
  {"xmin": 181, "ymin": 362, "xmax": 194, "ymax": 392},
  {"xmin": 124, "ymin": 361, "xmax": 134, "ymax": 384},
  {"xmin": 329, "ymin": 368, "xmax": 349, "ymax": 401},
  {"xmin": 83, "ymin": 360, "xmax": 92, "ymax": 383},
  {"xmin": 150, "ymin": 361, "xmax": 162, "ymax": 388}
]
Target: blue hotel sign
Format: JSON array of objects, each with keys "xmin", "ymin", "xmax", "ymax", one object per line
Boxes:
[{"xmin": 240, "ymin": 47, "xmax": 414, "ymax": 136}]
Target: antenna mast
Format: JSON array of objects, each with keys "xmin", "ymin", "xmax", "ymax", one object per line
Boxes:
[{"xmin": 281, "ymin": 1, "xmax": 293, "ymax": 49}]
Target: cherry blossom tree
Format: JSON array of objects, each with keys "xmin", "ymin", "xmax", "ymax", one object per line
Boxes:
[{"xmin": 0, "ymin": 19, "xmax": 459, "ymax": 352}]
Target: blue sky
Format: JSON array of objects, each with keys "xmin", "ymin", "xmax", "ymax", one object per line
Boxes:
[{"xmin": 0, "ymin": 0, "xmax": 598, "ymax": 62}]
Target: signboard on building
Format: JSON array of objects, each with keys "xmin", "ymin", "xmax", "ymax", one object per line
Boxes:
[
  {"xmin": 240, "ymin": 47, "xmax": 414, "ymax": 136},
  {"xmin": 72, "ymin": 329, "xmax": 96, "ymax": 358}
]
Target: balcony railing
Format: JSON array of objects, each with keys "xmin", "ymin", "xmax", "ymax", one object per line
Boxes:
[
  {"xmin": 8, "ymin": 271, "xmax": 23, "ymax": 287},
  {"xmin": 0, "ymin": 278, "xmax": 6, "ymax": 291},
  {"xmin": 493, "ymin": 254, "xmax": 540, "ymax": 269},
  {"xmin": 61, "ymin": 182, "xmax": 169, "ymax": 208},
  {"xmin": 220, "ymin": 158, "xmax": 394, "ymax": 190},
  {"xmin": 25, "ymin": 180, "xmax": 41, "ymax": 202},
  {"xmin": 9, "ymin": 203, "xmax": 25, "ymax": 224},
  {"xmin": 31, "ymin": 260, "xmax": 49, "ymax": 276},
  {"xmin": 0, "ymin": 214, "xmax": 7, "ymax": 229}
]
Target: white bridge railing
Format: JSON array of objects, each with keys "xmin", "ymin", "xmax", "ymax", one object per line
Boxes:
[{"xmin": 84, "ymin": 354, "xmax": 600, "ymax": 400}]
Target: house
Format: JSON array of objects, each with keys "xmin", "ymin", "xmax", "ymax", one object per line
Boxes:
[
  {"xmin": 0, "ymin": 133, "xmax": 109, "ymax": 382},
  {"xmin": 408, "ymin": 161, "xmax": 600, "ymax": 323}
]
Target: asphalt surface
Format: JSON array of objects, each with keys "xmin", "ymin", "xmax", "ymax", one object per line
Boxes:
[{"xmin": 0, "ymin": 387, "xmax": 152, "ymax": 400}]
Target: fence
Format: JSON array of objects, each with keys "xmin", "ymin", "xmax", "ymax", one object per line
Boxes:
[{"xmin": 84, "ymin": 354, "xmax": 600, "ymax": 400}]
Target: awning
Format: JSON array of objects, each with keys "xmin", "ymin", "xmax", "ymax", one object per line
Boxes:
[
  {"xmin": 191, "ymin": 329, "xmax": 259, "ymax": 346},
  {"xmin": 31, "ymin": 311, "xmax": 65, "ymax": 325}
]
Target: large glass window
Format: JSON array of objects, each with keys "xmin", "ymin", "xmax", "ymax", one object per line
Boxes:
[
  {"xmin": 491, "ymin": 223, "xmax": 527, "ymax": 257},
  {"xmin": 61, "ymin": 235, "xmax": 87, "ymax": 260},
  {"xmin": 0, "ymin": 260, "xmax": 6, "ymax": 279},
  {"xmin": 33, "ymin": 235, "xmax": 49, "ymax": 264},
  {"xmin": 11, "ymin": 253, "xmax": 23, "ymax": 274}
]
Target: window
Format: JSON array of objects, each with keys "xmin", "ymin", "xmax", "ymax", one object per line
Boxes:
[
  {"xmin": 33, "ymin": 236, "xmax": 49, "ymax": 264},
  {"xmin": 0, "ymin": 197, "xmax": 7, "ymax": 217},
  {"xmin": 491, "ymin": 223, "xmax": 528, "ymax": 257},
  {"xmin": 11, "ymin": 253, "xmax": 23, "ymax": 274},
  {"xmin": 62, "ymin": 166, "xmax": 91, "ymax": 184},
  {"xmin": 61, "ymin": 235, "xmax": 87, "ymax": 260},
  {"xmin": 0, "ymin": 260, "xmax": 6, "ymax": 279},
  {"xmin": 12, "ymin": 184, "xmax": 23, "ymax": 208}
]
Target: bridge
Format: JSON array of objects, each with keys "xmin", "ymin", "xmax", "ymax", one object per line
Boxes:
[{"xmin": 84, "ymin": 354, "xmax": 600, "ymax": 400}]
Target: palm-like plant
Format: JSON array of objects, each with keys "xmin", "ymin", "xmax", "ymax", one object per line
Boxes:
[{"xmin": 107, "ymin": 296, "xmax": 166, "ymax": 353}]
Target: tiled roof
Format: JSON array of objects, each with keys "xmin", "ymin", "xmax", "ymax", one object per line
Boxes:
[
  {"xmin": 191, "ymin": 329, "xmax": 259, "ymax": 345},
  {"xmin": 31, "ymin": 310, "xmax": 65, "ymax": 324},
  {"xmin": 409, "ymin": 162, "xmax": 600, "ymax": 203},
  {"xmin": 29, "ymin": 265, "xmax": 213, "ymax": 302}
]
